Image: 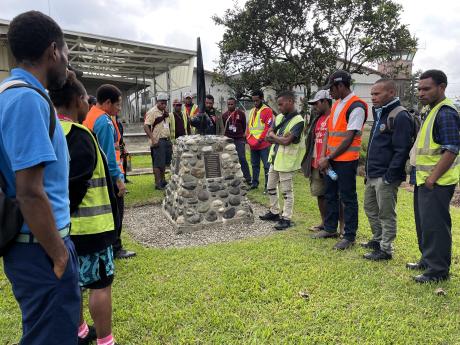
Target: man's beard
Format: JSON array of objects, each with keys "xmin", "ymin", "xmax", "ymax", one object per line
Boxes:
[{"xmin": 47, "ymin": 68, "xmax": 67, "ymax": 91}]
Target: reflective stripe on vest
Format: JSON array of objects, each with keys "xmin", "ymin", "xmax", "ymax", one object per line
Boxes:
[
  {"xmin": 326, "ymin": 96, "xmax": 367, "ymax": 161},
  {"xmin": 415, "ymin": 98, "xmax": 460, "ymax": 186},
  {"xmin": 83, "ymin": 105, "xmax": 124, "ymax": 174},
  {"xmin": 249, "ymin": 105, "xmax": 269, "ymax": 139},
  {"xmin": 60, "ymin": 120, "xmax": 115, "ymax": 236},
  {"xmin": 170, "ymin": 111, "xmax": 188, "ymax": 138},
  {"xmin": 268, "ymin": 114, "xmax": 306, "ymax": 172}
]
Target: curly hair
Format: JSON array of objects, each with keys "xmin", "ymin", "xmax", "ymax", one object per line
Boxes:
[{"xmin": 49, "ymin": 71, "xmax": 86, "ymax": 108}]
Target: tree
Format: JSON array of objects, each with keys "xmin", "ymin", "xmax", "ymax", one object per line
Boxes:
[
  {"xmin": 214, "ymin": 0, "xmax": 417, "ymax": 99},
  {"xmin": 213, "ymin": 0, "xmax": 337, "ymax": 99}
]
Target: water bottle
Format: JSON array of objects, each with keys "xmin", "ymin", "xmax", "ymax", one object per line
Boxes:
[{"xmin": 326, "ymin": 168, "xmax": 338, "ymax": 181}]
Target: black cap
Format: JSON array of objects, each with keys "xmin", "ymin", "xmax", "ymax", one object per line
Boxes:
[
  {"xmin": 323, "ymin": 70, "xmax": 352, "ymax": 89},
  {"xmin": 88, "ymin": 95, "xmax": 97, "ymax": 105}
]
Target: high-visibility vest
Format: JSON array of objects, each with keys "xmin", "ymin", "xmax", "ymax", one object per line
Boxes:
[
  {"xmin": 326, "ymin": 96, "xmax": 367, "ymax": 161},
  {"xmin": 83, "ymin": 105, "xmax": 124, "ymax": 173},
  {"xmin": 169, "ymin": 111, "xmax": 189, "ymax": 138},
  {"xmin": 415, "ymin": 98, "xmax": 460, "ymax": 186},
  {"xmin": 182, "ymin": 104, "xmax": 198, "ymax": 134},
  {"xmin": 268, "ymin": 113, "xmax": 306, "ymax": 172},
  {"xmin": 248, "ymin": 105, "xmax": 270, "ymax": 139},
  {"xmin": 60, "ymin": 120, "xmax": 114, "ymax": 236}
]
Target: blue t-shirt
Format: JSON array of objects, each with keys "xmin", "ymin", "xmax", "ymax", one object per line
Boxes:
[{"xmin": 0, "ymin": 68, "xmax": 70, "ymax": 233}]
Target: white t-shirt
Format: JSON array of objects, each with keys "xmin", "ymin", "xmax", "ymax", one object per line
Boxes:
[{"xmin": 332, "ymin": 92, "xmax": 366, "ymax": 131}]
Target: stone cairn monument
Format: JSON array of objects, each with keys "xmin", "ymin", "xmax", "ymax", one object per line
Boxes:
[{"xmin": 163, "ymin": 135, "xmax": 254, "ymax": 233}]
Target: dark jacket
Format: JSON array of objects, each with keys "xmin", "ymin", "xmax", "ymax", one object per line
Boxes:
[
  {"xmin": 301, "ymin": 114, "xmax": 322, "ymax": 178},
  {"xmin": 365, "ymin": 99, "xmax": 413, "ymax": 183},
  {"xmin": 191, "ymin": 108, "xmax": 224, "ymax": 135}
]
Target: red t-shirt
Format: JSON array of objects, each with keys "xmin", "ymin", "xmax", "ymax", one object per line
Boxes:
[{"xmin": 312, "ymin": 114, "xmax": 329, "ymax": 169}]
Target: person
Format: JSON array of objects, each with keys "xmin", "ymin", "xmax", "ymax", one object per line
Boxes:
[
  {"xmin": 259, "ymin": 91, "xmax": 305, "ymax": 230},
  {"xmin": 302, "ymin": 90, "xmax": 344, "ymax": 233},
  {"xmin": 361, "ymin": 79, "xmax": 413, "ymax": 261},
  {"xmin": 50, "ymin": 72, "xmax": 119, "ymax": 345},
  {"xmin": 144, "ymin": 93, "xmax": 173, "ymax": 190},
  {"xmin": 222, "ymin": 97, "xmax": 252, "ymax": 184},
  {"xmin": 88, "ymin": 95, "xmax": 97, "ymax": 110},
  {"xmin": 84, "ymin": 84, "xmax": 136, "ymax": 260},
  {"xmin": 182, "ymin": 92, "xmax": 198, "ymax": 133},
  {"xmin": 246, "ymin": 90, "xmax": 274, "ymax": 192},
  {"xmin": 190, "ymin": 94, "xmax": 225, "ymax": 135},
  {"xmin": 406, "ymin": 70, "xmax": 460, "ymax": 283},
  {"xmin": 169, "ymin": 98, "xmax": 190, "ymax": 139},
  {"xmin": 116, "ymin": 116, "xmax": 130, "ymax": 183},
  {"xmin": 313, "ymin": 70, "xmax": 368, "ymax": 250},
  {"xmin": 0, "ymin": 11, "xmax": 80, "ymax": 344}
]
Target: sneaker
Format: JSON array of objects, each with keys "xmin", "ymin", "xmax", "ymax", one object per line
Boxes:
[
  {"xmin": 115, "ymin": 249, "xmax": 137, "ymax": 259},
  {"xmin": 259, "ymin": 211, "xmax": 281, "ymax": 221},
  {"xmin": 155, "ymin": 184, "xmax": 165, "ymax": 190},
  {"xmin": 78, "ymin": 325, "xmax": 96, "ymax": 345},
  {"xmin": 310, "ymin": 230, "xmax": 339, "ymax": 239},
  {"xmin": 274, "ymin": 218, "xmax": 292, "ymax": 231},
  {"xmin": 413, "ymin": 274, "xmax": 449, "ymax": 284},
  {"xmin": 406, "ymin": 262, "xmax": 428, "ymax": 270},
  {"xmin": 250, "ymin": 184, "xmax": 259, "ymax": 190},
  {"xmin": 360, "ymin": 240, "xmax": 380, "ymax": 251},
  {"xmin": 161, "ymin": 180, "xmax": 168, "ymax": 188},
  {"xmin": 333, "ymin": 239, "xmax": 355, "ymax": 250},
  {"xmin": 363, "ymin": 249, "xmax": 392, "ymax": 261}
]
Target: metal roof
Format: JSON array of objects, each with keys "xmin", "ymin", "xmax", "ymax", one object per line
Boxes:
[{"xmin": 0, "ymin": 18, "xmax": 196, "ymax": 84}]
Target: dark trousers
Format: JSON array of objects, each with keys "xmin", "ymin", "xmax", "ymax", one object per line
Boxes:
[
  {"xmin": 113, "ymin": 184, "xmax": 125, "ymax": 253},
  {"xmin": 234, "ymin": 139, "xmax": 251, "ymax": 183},
  {"xmin": 414, "ymin": 184, "xmax": 455, "ymax": 277},
  {"xmin": 324, "ymin": 160, "xmax": 359, "ymax": 241},
  {"xmin": 4, "ymin": 237, "xmax": 81, "ymax": 345},
  {"xmin": 250, "ymin": 147, "xmax": 270, "ymax": 188}
]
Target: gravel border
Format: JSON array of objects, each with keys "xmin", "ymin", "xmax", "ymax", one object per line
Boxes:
[{"xmin": 124, "ymin": 202, "xmax": 277, "ymax": 248}]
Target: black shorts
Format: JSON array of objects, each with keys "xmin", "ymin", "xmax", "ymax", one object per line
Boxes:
[{"xmin": 151, "ymin": 139, "xmax": 172, "ymax": 168}]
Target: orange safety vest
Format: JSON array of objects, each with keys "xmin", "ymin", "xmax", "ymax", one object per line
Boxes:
[
  {"xmin": 326, "ymin": 95, "xmax": 367, "ymax": 162},
  {"xmin": 83, "ymin": 105, "xmax": 125, "ymax": 173}
]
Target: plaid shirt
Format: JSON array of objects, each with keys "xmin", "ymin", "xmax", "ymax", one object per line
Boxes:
[{"xmin": 433, "ymin": 105, "xmax": 460, "ymax": 154}]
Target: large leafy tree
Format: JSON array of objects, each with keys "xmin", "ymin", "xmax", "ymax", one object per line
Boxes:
[{"xmin": 214, "ymin": 0, "xmax": 417, "ymax": 98}]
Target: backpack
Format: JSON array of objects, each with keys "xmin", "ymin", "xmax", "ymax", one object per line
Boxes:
[
  {"xmin": 0, "ymin": 80, "xmax": 56, "ymax": 256},
  {"xmin": 386, "ymin": 105, "xmax": 421, "ymax": 143}
]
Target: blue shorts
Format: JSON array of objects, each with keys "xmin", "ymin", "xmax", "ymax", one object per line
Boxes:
[
  {"xmin": 78, "ymin": 245, "xmax": 114, "ymax": 289},
  {"xmin": 3, "ymin": 236, "xmax": 81, "ymax": 345}
]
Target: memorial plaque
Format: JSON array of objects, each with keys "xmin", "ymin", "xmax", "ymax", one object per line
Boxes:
[{"xmin": 204, "ymin": 153, "xmax": 222, "ymax": 178}]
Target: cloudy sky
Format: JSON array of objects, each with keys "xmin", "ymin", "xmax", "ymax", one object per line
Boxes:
[{"xmin": 2, "ymin": 0, "xmax": 459, "ymax": 97}]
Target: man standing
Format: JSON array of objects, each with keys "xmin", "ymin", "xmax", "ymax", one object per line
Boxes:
[
  {"xmin": 50, "ymin": 72, "xmax": 119, "ymax": 345},
  {"xmin": 190, "ymin": 94, "xmax": 224, "ymax": 135},
  {"xmin": 183, "ymin": 92, "xmax": 198, "ymax": 133},
  {"xmin": 407, "ymin": 70, "xmax": 460, "ymax": 283},
  {"xmin": 222, "ymin": 97, "xmax": 252, "ymax": 184},
  {"xmin": 302, "ymin": 90, "xmax": 344, "ymax": 232},
  {"xmin": 361, "ymin": 79, "xmax": 413, "ymax": 261},
  {"xmin": 144, "ymin": 93, "xmax": 173, "ymax": 190},
  {"xmin": 0, "ymin": 11, "xmax": 80, "ymax": 344},
  {"xmin": 170, "ymin": 99, "xmax": 190, "ymax": 139},
  {"xmin": 314, "ymin": 70, "xmax": 368, "ymax": 250},
  {"xmin": 247, "ymin": 90, "xmax": 273, "ymax": 192},
  {"xmin": 84, "ymin": 84, "xmax": 136, "ymax": 259},
  {"xmin": 259, "ymin": 91, "xmax": 305, "ymax": 230}
]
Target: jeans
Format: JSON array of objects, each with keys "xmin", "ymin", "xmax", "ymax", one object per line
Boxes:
[
  {"xmin": 113, "ymin": 183, "xmax": 124, "ymax": 253},
  {"xmin": 250, "ymin": 147, "xmax": 270, "ymax": 188},
  {"xmin": 234, "ymin": 139, "xmax": 251, "ymax": 183},
  {"xmin": 4, "ymin": 237, "xmax": 81, "ymax": 345},
  {"xmin": 324, "ymin": 160, "xmax": 359, "ymax": 241}
]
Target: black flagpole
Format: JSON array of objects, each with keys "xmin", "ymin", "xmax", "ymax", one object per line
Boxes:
[{"xmin": 196, "ymin": 37, "xmax": 207, "ymax": 135}]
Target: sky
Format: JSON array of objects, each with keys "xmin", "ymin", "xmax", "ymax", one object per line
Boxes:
[{"xmin": 1, "ymin": 0, "xmax": 459, "ymax": 97}]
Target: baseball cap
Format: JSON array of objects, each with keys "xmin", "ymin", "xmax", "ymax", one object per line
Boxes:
[
  {"xmin": 323, "ymin": 70, "xmax": 352, "ymax": 89},
  {"xmin": 172, "ymin": 98, "xmax": 182, "ymax": 105},
  {"xmin": 157, "ymin": 93, "xmax": 168, "ymax": 102},
  {"xmin": 308, "ymin": 90, "xmax": 331, "ymax": 105},
  {"xmin": 183, "ymin": 92, "xmax": 193, "ymax": 99}
]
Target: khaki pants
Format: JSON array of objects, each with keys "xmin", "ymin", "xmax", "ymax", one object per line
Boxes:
[
  {"xmin": 267, "ymin": 165, "xmax": 294, "ymax": 220},
  {"xmin": 364, "ymin": 177, "xmax": 399, "ymax": 254}
]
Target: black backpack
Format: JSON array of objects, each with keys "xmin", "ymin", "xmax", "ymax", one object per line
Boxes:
[
  {"xmin": 386, "ymin": 105, "xmax": 421, "ymax": 143},
  {"xmin": 0, "ymin": 81, "xmax": 55, "ymax": 256}
]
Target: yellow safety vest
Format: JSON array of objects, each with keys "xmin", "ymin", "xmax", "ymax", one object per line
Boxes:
[
  {"xmin": 269, "ymin": 113, "xmax": 306, "ymax": 172},
  {"xmin": 415, "ymin": 98, "xmax": 460, "ymax": 186},
  {"xmin": 60, "ymin": 120, "xmax": 115, "ymax": 236},
  {"xmin": 249, "ymin": 105, "xmax": 270, "ymax": 139},
  {"xmin": 182, "ymin": 104, "xmax": 198, "ymax": 134},
  {"xmin": 169, "ymin": 111, "xmax": 188, "ymax": 139}
]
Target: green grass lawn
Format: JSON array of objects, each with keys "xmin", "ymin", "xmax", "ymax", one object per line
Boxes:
[
  {"xmin": 1, "ymin": 171, "xmax": 460, "ymax": 344},
  {"xmin": 130, "ymin": 155, "xmax": 152, "ymax": 169}
]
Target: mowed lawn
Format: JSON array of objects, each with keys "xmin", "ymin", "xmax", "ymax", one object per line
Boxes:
[{"xmin": 1, "ymin": 169, "xmax": 460, "ymax": 344}]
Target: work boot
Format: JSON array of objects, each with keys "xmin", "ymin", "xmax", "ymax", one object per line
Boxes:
[
  {"xmin": 333, "ymin": 238, "xmax": 355, "ymax": 250},
  {"xmin": 360, "ymin": 240, "xmax": 380, "ymax": 251},
  {"xmin": 413, "ymin": 274, "xmax": 449, "ymax": 284},
  {"xmin": 310, "ymin": 230, "xmax": 339, "ymax": 239},
  {"xmin": 259, "ymin": 211, "xmax": 281, "ymax": 221},
  {"xmin": 363, "ymin": 249, "xmax": 392, "ymax": 261},
  {"xmin": 274, "ymin": 218, "xmax": 292, "ymax": 231},
  {"xmin": 406, "ymin": 261, "xmax": 427, "ymax": 271}
]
